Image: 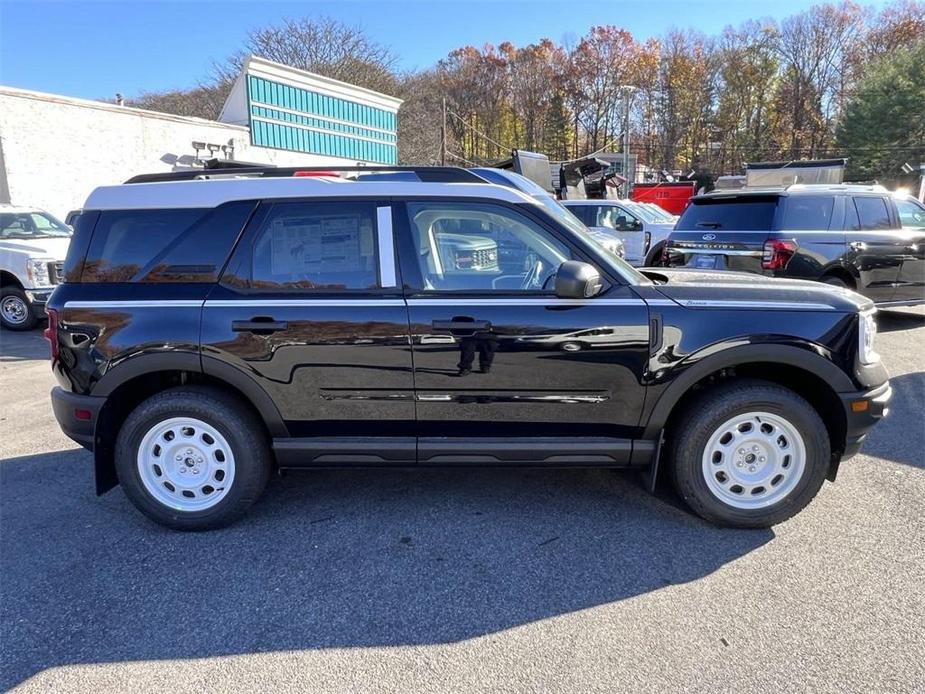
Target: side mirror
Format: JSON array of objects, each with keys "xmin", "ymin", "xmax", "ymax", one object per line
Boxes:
[{"xmin": 555, "ymin": 260, "xmax": 603, "ymax": 299}]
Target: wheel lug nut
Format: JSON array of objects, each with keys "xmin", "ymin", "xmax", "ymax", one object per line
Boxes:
[
  {"xmin": 759, "ymin": 456, "xmax": 766, "ymax": 462},
  {"xmin": 749, "ymin": 466, "xmax": 756, "ymax": 472},
  {"xmin": 738, "ymin": 448, "xmax": 745, "ymax": 454},
  {"xmin": 752, "ymin": 446, "xmax": 759, "ymax": 451}
]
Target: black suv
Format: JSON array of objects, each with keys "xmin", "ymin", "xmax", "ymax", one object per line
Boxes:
[
  {"xmin": 47, "ymin": 167, "xmax": 891, "ymax": 530},
  {"xmin": 664, "ymin": 184, "xmax": 925, "ymax": 306}
]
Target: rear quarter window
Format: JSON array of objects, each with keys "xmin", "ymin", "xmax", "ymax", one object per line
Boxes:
[
  {"xmin": 676, "ymin": 197, "xmax": 778, "ymax": 231},
  {"xmin": 81, "ymin": 202, "xmax": 255, "ymax": 283},
  {"xmin": 780, "ymin": 196, "xmax": 835, "ymax": 230}
]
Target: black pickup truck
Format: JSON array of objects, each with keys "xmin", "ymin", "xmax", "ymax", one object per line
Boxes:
[{"xmin": 663, "ymin": 185, "xmax": 925, "ymax": 307}]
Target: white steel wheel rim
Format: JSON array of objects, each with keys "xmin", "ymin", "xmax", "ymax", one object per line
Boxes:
[
  {"xmin": 137, "ymin": 417, "xmax": 236, "ymax": 512},
  {"xmin": 701, "ymin": 411, "xmax": 807, "ymax": 510},
  {"xmin": 1, "ymin": 295, "xmax": 29, "ymax": 325}
]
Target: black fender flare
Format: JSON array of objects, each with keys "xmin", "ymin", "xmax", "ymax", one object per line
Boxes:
[
  {"xmin": 93, "ymin": 350, "xmax": 287, "ymax": 437},
  {"xmin": 642, "ymin": 342, "xmax": 853, "ymax": 440}
]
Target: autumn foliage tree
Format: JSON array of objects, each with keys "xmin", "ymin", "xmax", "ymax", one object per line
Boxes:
[{"xmin": 125, "ymin": 3, "xmax": 925, "ymax": 180}]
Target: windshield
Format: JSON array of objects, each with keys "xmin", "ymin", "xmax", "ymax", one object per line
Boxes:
[
  {"xmin": 531, "ymin": 196, "xmax": 648, "ymax": 285},
  {"xmin": 0, "ymin": 211, "xmax": 72, "ymax": 239},
  {"xmin": 644, "ymin": 203, "xmax": 675, "ymax": 221}
]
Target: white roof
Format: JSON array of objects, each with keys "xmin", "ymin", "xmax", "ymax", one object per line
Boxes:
[{"xmin": 83, "ymin": 178, "xmax": 539, "ymax": 211}]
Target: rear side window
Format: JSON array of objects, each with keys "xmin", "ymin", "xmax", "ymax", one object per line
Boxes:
[
  {"xmin": 853, "ymin": 197, "xmax": 892, "ymax": 230},
  {"xmin": 82, "ymin": 202, "xmax": 254, "ymax": 283},
  {"xmin": 676, "ymin": 197, "xmax": 778, "ymax": 231},
  {"xmin": 250, "ymin": 202, "xmax": 379, "ymax": 290},
  {"xmin": 780, "ymin": 196, "xmax": 834, "ymax": 230}
]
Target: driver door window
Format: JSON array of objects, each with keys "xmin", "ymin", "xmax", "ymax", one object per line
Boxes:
[
  {"xmin": 404, "ymin": 201, "xmax": 573, "ymax": 292},
  {"xmin": 597, "ymin": 206, "xmax": 640, "ymax": 232}
]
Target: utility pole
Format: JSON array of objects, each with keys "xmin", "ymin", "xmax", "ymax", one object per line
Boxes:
[
  {"xmin": 441, "ymin": 97, "xmax": 447, "ymax": 166},
  {"xmin": 618, "ymin": 86, "xmax": 637, "ymax": 198}
]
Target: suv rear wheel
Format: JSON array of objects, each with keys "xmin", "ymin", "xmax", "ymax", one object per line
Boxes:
[
  {"xmin": 669, "ymin": 380, "xmax": 829, "ymax": 528},
  {"xmin": 115, "ymin": 387, "xmax": 271, "ymax": 530}
]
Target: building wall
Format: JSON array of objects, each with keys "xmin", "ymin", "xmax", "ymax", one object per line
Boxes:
[
  {"xmin": 0, "ymin": 87, "xmax": 360, "ymax": 219},
  {"xmin": 247, "ymin": 75, "xmax": 398, "ymax": 164}
]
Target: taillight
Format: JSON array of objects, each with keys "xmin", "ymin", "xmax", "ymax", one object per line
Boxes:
[
  {"xmin": 660, "ymin": 243, "xmax": 671, "ymax": 265},
  {"xmin": 44, "ymin": 308, "xmax": 59, "ymax": 365},
  {"xmin": 762, "ymin": 239, "xmax": 798, "ymax": 270}
]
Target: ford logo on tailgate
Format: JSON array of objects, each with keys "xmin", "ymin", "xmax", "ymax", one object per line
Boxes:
[{"xmin": 702, "ymin": 233, "xmax": 717, "ymax": 240}]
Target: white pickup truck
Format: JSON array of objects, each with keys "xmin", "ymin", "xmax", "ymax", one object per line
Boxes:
[
  {"xmin": 563, "ymin": 199, "xmax": 676, "ymax": 266},
  {"xmin": 0, "ymin": 205, "xmax": 72, "ymax": 330}
]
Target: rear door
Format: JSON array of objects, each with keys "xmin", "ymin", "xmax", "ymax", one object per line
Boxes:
[
  {"xmin": 201, "ymin": 198, "xmax": 416, "ymax": 462},
  {"xmin": 395, "ymin": 198, "xmax": 649, "ymax": 464},
  {"xmin": 844, "ymin": 195, "xmax": 903, "ymax": 303}
]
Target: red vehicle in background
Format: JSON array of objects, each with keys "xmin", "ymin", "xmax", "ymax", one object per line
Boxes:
[{"xmin": 630, "ymin": 182, "xmax": 697, "ymax": 215}]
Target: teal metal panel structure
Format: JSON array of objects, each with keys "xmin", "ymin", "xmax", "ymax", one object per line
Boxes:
[{"xmin": 247, "ymin": 75, "xmax": 398, "ymax": 164}]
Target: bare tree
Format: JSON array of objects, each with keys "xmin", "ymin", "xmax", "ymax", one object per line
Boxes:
[{"xmin": 215, "ymin": 17, "xmax": 399, "ymax": 95}]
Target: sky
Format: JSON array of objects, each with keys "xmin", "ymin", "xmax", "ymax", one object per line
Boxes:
[{"xmin": 0, "ymin": 0, "xmax": 893, "ymax": 100}]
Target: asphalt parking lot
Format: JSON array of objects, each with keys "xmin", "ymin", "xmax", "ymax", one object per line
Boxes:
[{"xmin": 1, "ymin": 308, "xmax": 923, "ymax": 693}]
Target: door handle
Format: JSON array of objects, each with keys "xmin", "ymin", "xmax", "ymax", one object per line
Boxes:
[
  {"xmin": 232, "ymin": 317, "xmax": 289, "ymax": 333},
  {"xmin": 432, "ymin": 319, "xmax": 492, "ymax": 331}
]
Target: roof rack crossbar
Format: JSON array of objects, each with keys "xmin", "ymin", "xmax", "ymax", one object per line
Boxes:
[{"xmin": 124, "ymin": 166, "xmax": 486, "ymax": 185}]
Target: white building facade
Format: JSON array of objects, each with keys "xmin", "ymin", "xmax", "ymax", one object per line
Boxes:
[{"xmin": 0, "ymin": 56, "xmax": 403, "ymax": 219}]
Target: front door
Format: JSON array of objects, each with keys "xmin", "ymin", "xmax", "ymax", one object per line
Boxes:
[
  {"xmin": 201, "ymin": 199, "xmax": 415, "ymax": 460},
  {"xmin": 395, "ymin": 199, "xmax": 649, "ymax": 463}
]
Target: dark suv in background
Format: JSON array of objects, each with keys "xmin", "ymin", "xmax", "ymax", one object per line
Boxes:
[
  {"xmin": 47, "ymin": 167, "xmax": 891, "ymax": 531},
  {"xmin": 664, "ymin": 184, "xmax": 925, "ymax": 306}
]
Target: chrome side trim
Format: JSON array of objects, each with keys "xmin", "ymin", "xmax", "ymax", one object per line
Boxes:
[
  {"xmin": 206, "ymin": 299, "xmax": 407, "ymax": 307},
  {"xmin": 376, "ymin": 206, "xmax": 397, "ymax": 288},
  {"xmin": 679, "ymin": 300, "xmax": 835, "ymax": 310},
  {"xmin": 406, "ymin": 298, "xmax": 645, "ymax": 306},
  {"xmin": 64, "ymin": 300, "xmax": 204, "ymax": 308}
]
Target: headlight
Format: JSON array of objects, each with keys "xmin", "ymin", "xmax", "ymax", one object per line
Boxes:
[
  {"xmin": 858, "ymin": 310, "xmax": 879, "ymax": 365},
  {"xmin": 25, "ymin": 258, "xmax": 54, "ymax": 287}
]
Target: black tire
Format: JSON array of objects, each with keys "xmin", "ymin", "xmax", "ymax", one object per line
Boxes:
[
  {"xmin": 821, "ymin": 274, "xmax": 850, "ymax": 289},
  {"xmin": 669, "ymin": 380, "xmax": 830, "ymax": 528},
  {"xmin": 115, "ymin": 386, "xmax": 271, "ymax": 530},
  {"xmin": 0, "ymin": 286, "xmax": 39, "ymax": 330},
  {"xmin": 644, "ymin": 242, "xmax": 665, "ymax": 267}
]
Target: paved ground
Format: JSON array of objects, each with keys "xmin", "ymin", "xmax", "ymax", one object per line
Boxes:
[{"xmin": 1, "ymin": 309, "xmax": 923, "ymax": 693}]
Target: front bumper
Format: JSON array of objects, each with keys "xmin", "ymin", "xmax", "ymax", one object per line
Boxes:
[
  {"xmin": 839, "ymin": 380, "xmax": 892, "ymax": 460},
  {"xmin": 25, "ymin": 289, "xmax": 54, "ymax": 315},
  {"xmin": 51, "ymin": 387, "xmax": 104, "ymax": 450}
]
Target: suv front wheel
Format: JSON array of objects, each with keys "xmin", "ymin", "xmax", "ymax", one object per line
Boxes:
[
  {"xmin": 670, "ymin": 381, "xmax": 830, "ymax": 528},
  {"xmin": 115, "ymin": 387, "xmax": 271, "ymax": 530},
  {"xmin": 1, "ymin": 287, "xmax": 39, "ymax": 330}
]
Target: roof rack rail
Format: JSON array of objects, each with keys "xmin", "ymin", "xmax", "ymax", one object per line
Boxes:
[{"xmin": 124, "ymin": 165, "xmax": 487, "ymax": 185}]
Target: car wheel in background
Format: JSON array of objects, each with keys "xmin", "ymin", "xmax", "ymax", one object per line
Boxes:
[
  {"xmin": 115, "ymin": 387, "xmax": 271, "ymax": 530},
  {"xmin": 821, "ymin": 275, "xmax": 850, "ymax": 289},
  {"xmin": 669, "ymin": 380, "xmax": 830, "ymax": 528},
  {"xmin": 0, "ymin": 287, "xmax": 39, "ymax": 331}
]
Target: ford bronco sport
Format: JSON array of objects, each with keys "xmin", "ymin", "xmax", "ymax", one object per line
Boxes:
[{"xmin": 47, "ymin": 166, "xmax": 891, "ymax": 530}]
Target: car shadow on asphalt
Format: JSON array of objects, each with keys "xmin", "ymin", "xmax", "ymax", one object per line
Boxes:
[
  {"xmin": 0, "ymin": 329, "xmax": 48, "ymax": 362},
  {"xmin": 861, "ymin": 370, "xmax": 924, "ymax": 469},
  {"xmin": 876, "ymin": 309, "xmax": 925, "ymax": 333},
  {"xmin": 0, "ymin": 451, "xmax": 772, "ymax": 688}
]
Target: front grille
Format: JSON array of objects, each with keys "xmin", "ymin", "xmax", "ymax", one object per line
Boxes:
[{"xmin": 49, "ymin": 261, "xmax": 65, "ymax": 284}]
